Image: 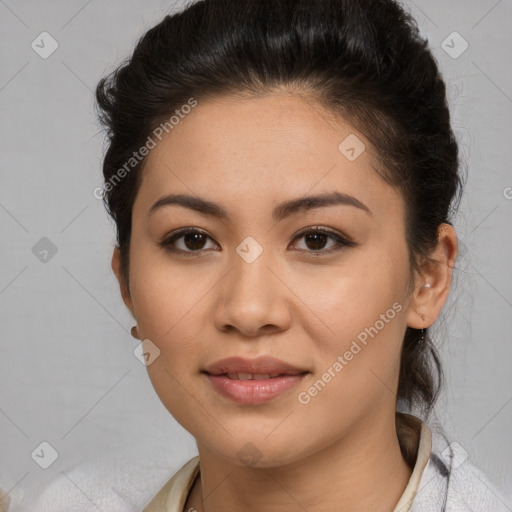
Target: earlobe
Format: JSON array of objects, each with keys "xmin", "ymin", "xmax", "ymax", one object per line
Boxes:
[
  {"xmin": 406, "ymin": 223, "xmax": 458, "ymax": 329},
  {"xmin": 111, "ymin": 246, "xmax": 135, "ymax": 316}
]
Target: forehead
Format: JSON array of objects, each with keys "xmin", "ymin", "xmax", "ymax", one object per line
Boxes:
[{"xmin": 135, "ymin": 92, "xmax": 403, "ymax": 221}]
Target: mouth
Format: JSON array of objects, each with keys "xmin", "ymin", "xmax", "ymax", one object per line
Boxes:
[
  {"xmin": 216, "ymin": 372, "xmax": 305, "ymax": 380},
  {"xmin": 204, "ymin": 373, "xmax": 309, "ymax": 404},
  {"xmin": 202, "ymin": 356, "xmax": 310, "ymax": 404},
  {"xmin": 203, "ymin": 355, "xmax": 309, "ymax": 376}
]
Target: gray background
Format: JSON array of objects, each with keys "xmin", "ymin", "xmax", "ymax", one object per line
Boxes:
[{"xmin": 1, "ymin": 0, "xmax": 511, "ymax": 509}]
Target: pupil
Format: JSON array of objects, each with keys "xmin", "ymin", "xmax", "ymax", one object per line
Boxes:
[
  {"xmin": 185, "ymin": 233, "xmax": 206, "ymax": 250},
  {"xmin": 305, "ymin": 233, "xmax": 327, "ymax": 250}
]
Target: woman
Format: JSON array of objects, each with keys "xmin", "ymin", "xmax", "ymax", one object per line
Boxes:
[
  {"xmin": 23, "ymin": 0, "xmax": 507, "ymax": 511},
  {"xmin": 94, "ymin": 0, "xmax": 510, "ymax": 510}
]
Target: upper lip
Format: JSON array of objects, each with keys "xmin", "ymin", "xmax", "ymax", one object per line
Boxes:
[{"xmin": 203, "ymin": 356, "xmax": 308, "ymax": 376}]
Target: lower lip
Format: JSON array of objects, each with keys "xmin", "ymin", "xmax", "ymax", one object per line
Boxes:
[{"xmin": 205, "ymin": 373, "xmax": 307, "ymax": 405}]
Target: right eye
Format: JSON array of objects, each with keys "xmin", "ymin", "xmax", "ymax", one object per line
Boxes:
[{"xmin": 159, "ymin": 228, "xmax": 219, "ymax": 256}]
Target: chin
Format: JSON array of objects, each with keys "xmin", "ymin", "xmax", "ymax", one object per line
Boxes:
[{"xmin": 197, "ymin": 429, "xmax": 313, "ymax": 469}]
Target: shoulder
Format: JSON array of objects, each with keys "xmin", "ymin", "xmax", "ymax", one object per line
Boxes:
[
  {"xmin": 445, "ymin": 454, "xmax": 510, "ymax": 511},
  {"xmin": 412, "ymin": 425, "xmax": 510, "ymax": 512},
  {"xmin": 14, "ymin": 445, "xmax": 187, "ymax": 512}
]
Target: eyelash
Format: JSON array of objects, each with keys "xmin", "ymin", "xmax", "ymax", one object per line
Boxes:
[{"xmin": 158, "ymin": 226, "xmax": 357, "ymax": 257}]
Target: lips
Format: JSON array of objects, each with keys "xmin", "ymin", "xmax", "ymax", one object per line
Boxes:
[
  {"xmin": 203, "ymin": 356, "xmax": 309, "ymax": 405},
  {"xmin": 203, "ymin": 356, "xmax": 308, "ymax": 377},
  {"xmin": 225, "ymin": 372, "xmax": 285, "ymax": 380}
]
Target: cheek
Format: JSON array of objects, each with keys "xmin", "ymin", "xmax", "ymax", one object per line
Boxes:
[
  {"xmin": 291, "ymin": 243, "xmax": 408, "ymax": 339},
  {"xmin": 128, "ymin": 239, "xmax": 206, "ymax": 339},
  {"xmin": 293, "ymin": 244, "xmax": 410, "ymax": 400}
]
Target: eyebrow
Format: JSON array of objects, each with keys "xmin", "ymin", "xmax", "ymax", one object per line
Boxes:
[{"xmin": 148, "ymin": 191, "xmax": 371, "ymax": 222}]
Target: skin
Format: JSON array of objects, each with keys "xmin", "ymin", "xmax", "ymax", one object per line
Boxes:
[{"xmin": 112, "ymin": 91, "xmax": 458, "ymax": 512}]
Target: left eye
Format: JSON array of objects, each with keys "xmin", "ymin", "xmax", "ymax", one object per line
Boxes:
[
  {"xmin": 159, "ymin": 227, "xmax": 355, "ymax": 256},
  {"xmin": 290, "ymin": 227, "xmax": 355, "ymax": 254}
]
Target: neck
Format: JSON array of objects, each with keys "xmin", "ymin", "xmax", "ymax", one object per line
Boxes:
[{"xmin": 185, "ymin": 411, "xmax": 418, "ymax": 512}]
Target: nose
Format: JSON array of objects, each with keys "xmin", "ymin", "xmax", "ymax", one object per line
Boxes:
[{"xmin": 212, "ymin": 246, "xmax": 292, "ymax": 338}]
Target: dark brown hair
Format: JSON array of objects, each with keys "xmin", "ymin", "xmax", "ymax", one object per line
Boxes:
[{"xmin": 95, "ymin": 0, "xmax": 462, "ymax": 421}]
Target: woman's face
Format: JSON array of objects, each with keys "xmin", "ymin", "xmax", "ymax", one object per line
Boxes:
[{"xmin": 116, "ymin": 92, "xmax": 423, "ymax": 466}]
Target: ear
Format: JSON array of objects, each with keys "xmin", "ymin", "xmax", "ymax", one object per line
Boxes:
[
  {"xmin": 406, "ymin": 223, "xmax": 458, "ymax": 329},
  {"xmin": 111, "ymin": 246, "xmax": 135, "ymax": 318}
]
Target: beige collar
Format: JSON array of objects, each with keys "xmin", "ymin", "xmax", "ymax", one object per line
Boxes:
[{"xmin": 392, "ymin": 420, "xmax": 433, "ymax": 511}]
